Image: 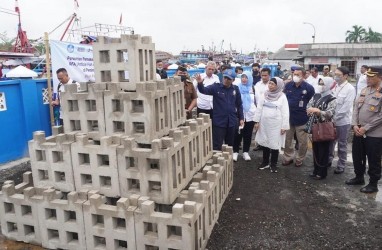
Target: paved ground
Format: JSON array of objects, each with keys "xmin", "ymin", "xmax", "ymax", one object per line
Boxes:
[
  {"xmin": 1, "ymin": 146, "xmax": 381, "ymax": 249},
  {"xmin": 206, "ymin": 148, "xmax": 382, "ymax": 249}
]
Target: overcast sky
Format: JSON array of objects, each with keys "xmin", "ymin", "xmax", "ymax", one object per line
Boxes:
[{"xmin": 2, "ymin": 0, "xmax": 382, "ymax": 54}]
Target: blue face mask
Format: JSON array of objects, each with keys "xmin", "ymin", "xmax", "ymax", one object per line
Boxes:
[
  {"xmin": 334, "ymin": 76, "xmax": 342, "ymax": 83},
  {"xmin": 237, "ymin": 74, "xmax": 242, "ymax": 78}
]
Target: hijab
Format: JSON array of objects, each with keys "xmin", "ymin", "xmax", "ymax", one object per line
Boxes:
[
  {"xmin": 238, "ymin": 71, "xmax": 253, "ymax": 113},
  {"xmin": 264, "ymin": 77, "xmax": 285, "ymax": 101},
  {"xmin": 318, "ymin": 77, "xmax": 334, "ymax": 97}
]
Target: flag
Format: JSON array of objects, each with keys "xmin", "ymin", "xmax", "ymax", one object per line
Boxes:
[
  {"xmin": 74, "ymin": 0, "xmax": 79, "ymax": 8},
  {"xmin": 15, "ymin": 0, "xmax": 20, "ymax": 13},
  {"xmin": 119, "ymin": 13, "xmax": 122, "ymax": 25}
]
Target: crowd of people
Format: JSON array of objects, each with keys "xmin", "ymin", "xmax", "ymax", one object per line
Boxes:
[{"xmin": 156, "ymin": 59, "xmax": 382, "ymax": 194}]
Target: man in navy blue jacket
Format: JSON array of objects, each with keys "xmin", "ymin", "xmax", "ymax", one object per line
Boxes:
[
  {"xmin": 282, "ymin": 67, "xmax": 315, "ymax": 167},
  {"xmin": 196, "ymin": 69, "xmax": 244, "ymax": 150}
]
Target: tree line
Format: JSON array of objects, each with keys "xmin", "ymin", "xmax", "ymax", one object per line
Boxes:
[{"xmin": 346, "ymin": 25, "xmax": 382, "ymax": 43}]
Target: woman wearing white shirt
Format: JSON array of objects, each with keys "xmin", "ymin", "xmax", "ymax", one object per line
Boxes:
[
  {"xmin": 254, "ymin": 77, "xmax": 290, "ymax": 173},
  {"xmin": 233, "ymin": 71, "xmax": 256, "ymax": 161}
]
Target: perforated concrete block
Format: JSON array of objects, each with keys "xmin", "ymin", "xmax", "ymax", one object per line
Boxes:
[
  {"xmin": 104, "ymin": 81, "xmax": 172, "ymax": 144},
  {"xmin": 29, "ymin": 131, "xmax": 76, "ymax": 192},
  {"xmin": 93, "ymin": 34, "xmax": 156, "ymax": 91},
  {"xmin": 61, "ymin": 83, "xmax": 106, "ymax": 139},
  {"xmin": 71, "ymin": 134, "xmax": 121, "ymax": 197},
  {"xmin": 34, "ymin": 189, "xmax": 88, "ymax": 250},
  {"xmin": 185, "ymin": 113, "xmax": 213, "ymax": 167},
  {"xmin": 166, "ymin": 77, "xmax": 186, "ymax": 128},
  {"xmin": 117, "ymin": 129, "xmax": 192, "ymax": 205},
  {"xmin": 0, "ymin": 181, "xmax": 45, "ymax": 245},
  {"xmin": 83, "ymin": 193, "xmax": 138, "ymax": 250},
  {"xmin": 180, "ymin": 162, "xmax": 227, "ymax": 240},
  {"xmin": 134, "ymin": 194, "xmax": 208, "ymax": 250}
]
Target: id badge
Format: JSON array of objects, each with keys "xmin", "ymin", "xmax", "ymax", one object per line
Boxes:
[{"xmin": 299, "ymin": 100, "xmax": 304, "ymax": 107}]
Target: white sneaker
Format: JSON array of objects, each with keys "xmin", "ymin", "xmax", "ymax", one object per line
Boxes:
[
  {"xmin": 243, "ymin": 152, "xmax": 251, "ymax": 161},
  {"xmin": 233, "ymin": 153, "xmax": 239, "ymax": 162}
]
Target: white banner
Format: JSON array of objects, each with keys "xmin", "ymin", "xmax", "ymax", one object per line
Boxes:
[{"xmin": 50, "ymin": 40, "xmax": 95, "ymax": 93}]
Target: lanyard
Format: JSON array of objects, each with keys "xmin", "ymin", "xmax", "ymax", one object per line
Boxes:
[{"xmin": 334, "ymin": 82, "xmax": 348, "ymax": 97}]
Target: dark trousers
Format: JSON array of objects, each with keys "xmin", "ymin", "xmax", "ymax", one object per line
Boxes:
[
  {"xmin": 352, "ymin": 136, "xmax": 382, "ymax": 184},
  {"xmin": 197, "ymin": 108, "xmax": 213, "ymax": 119},
  {"xmin": 312, "ymin": 141, "xmax": 331, "ymax": 177},
  {"xmin": 233, "ymin": 121, "xmax": 255, "ymax": 153},
  {"xmin": 212, "ymin": 125, "xmax": 235, "ymax": 151},
  {"xmin": 262, "ymin": 147, "xmax": 279, "ymax": 166}
]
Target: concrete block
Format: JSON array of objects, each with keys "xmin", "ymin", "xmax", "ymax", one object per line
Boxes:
[
  {"xmin": 185, "ymin": 113, "xmax": 213, "ymax": 167},
  {"xmin": 0, "ymin": 184, "xmax": 46, "ymax": 245},
  {"xmin": 117, "ymin": 128, "xmax": 194, "ymax": 204},
  {"xmin": 83, "ymin": 193, "xmax": 138, "ymax": 250},
  {"xmin": 93, "ymin": 34, "xmax": 156, "ymax": 91},
  {"xmin": 29, "ymin": 131, "xmax": 76, "ymax": 192},
  {"xmin": 166, "ymin": 77, "xmax": 186, "ymax": 128},
  {"xmin": 134, "ymin": 194, "xmax": 207, "ymax": 250},
  {"xmin": 71, "ymin": 134, "xmax": 121, "ymax": 197},
  {"xmin": 61, "ymin": 83, "xmax": 106, "ymax": 139},
  {"xmin": 33, "ymin": 189, "xmax": 88, "ymax": 250},
  {"xmin": 104, "ymin": 80, "xmax": 172, "ymax": 144}
]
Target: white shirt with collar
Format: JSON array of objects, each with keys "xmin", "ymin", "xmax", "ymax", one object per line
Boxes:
[
  {"xmin": 193, "ymin": 73, "xmax": 220, "ymax": 110},
  {"xmin": 306, "ymin": 75, "xmax": 321, "ymax": 92},
  {"xmin": 57, "ymin": 78, "xmax": 80, "ymax": 119},
  {"xmin": 254, "ymin": 80, "xmax": 269, "ymax": 104},
  {"xmin": 356, "ymin": 73, "xmax": 367, "ymax": 98},
  {"xmin": 332, "ymin": 80, "xmax": 355, "ymax": 126}
]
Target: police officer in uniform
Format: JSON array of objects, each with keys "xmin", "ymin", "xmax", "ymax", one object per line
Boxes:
[
  {"xmin": 346, "ymin": 66, "xmax": 382, "ymax": 193},
  {"xmin": 196, "ymin": 69, "xmax": 244, "ymax": 150}
]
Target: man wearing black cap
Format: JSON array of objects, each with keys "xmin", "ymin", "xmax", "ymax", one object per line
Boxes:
[
  {"xmin": 346, "ymin": 66, "xmax": 382, "ymax": 193},
  {"xmin": 196, "ymin": 69, "xmax": 244, "ymax": 150}
]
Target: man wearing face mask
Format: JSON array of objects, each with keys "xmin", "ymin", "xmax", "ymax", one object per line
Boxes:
[
  {"xmin": 252, "ymin": 63, "xmax": 261, "ymax": 86},
  {"xmin": 193, "ymin": 61, "xmax": 220, "ymax": 118},
  {"xmin": 328, "ymin": 66, "xmax": 355, "ymax": 174},
  {"xmin": 156, "ymin": 60, "xmax": 168, "ymax": 79},
  {"xmin": 282, "ymin": 67, "xmax": 315, "ymax": 167}
]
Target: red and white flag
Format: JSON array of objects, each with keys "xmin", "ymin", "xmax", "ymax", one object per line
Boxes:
[{"xmin": 119, "ymin": 13, "xmax": 122, "ymax": 25}]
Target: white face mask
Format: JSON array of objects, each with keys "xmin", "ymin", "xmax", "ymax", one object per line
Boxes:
[
  {"xmin": 293, "ymin": 76, "xmax": 301, "ymax": 83},
  {"xmin": 317, "ymin": 85, "xmax": 325, "ymax": 93}
]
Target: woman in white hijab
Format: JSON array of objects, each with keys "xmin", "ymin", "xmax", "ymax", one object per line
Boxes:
[
  {"xmin": 306, "ymin": 76, "xmax": 337, "ymax": 180},
  {"xmin": 254, "ymin": 77, "xmax": 290, "ymax": 173}
]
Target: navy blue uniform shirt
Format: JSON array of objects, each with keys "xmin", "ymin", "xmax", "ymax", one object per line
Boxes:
[
  {"xmin": 284, "ymin": 81, "xmax": 315, "ymax": 126},
  {"xmin": 198, "ymin": 82, "xmax": 244, "ymax": 128}
]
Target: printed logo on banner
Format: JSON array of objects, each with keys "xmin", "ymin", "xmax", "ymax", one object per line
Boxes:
[
  {"xmin": 67, "ymin": 44, "xmax": 75, "ymax": 53},
  {"xmin": 77, "ymin": 47, "xmax": 85, "ymax": 52}
]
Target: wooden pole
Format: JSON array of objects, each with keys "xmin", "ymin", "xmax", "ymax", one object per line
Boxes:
[{"xmin": 44, "ymin": 32, "xmax": 54, "ymax": 127}]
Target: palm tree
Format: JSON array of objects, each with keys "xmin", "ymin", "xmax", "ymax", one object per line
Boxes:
[
  {"xmin": 364, "ymin": 27, "xmax": 382, "ymax": 43},
  {"xmin": 345, "ymin": 25, "xmax": 366, "ymax": 43}
]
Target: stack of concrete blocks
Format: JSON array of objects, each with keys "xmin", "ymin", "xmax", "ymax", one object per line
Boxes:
[
  {"xmin": 0, "ymin": 33, "xmax": 234, "ymax": 249},
  {"xmin": 71, "ymin": 134, "xmax": 122, "ymax": 197},
  {"xmin": 82, "ymin": 193, "xmax": 138, "ymax": 250},
  {"xmin": 93, "ymin": 35, "xmax": 156, "ymax": 91},
  {"xmin": 0, "ymin": 172, "xmax": 41, "ymax": 245},
  {"xmin": 61, "ymin": 83, "xmax": 107, "ymax": 140},
  {"xmin": 28, "ymin": 131, "xmax": 76, "ymax": 192}
]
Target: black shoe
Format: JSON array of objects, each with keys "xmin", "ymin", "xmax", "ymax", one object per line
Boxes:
[
  {"xmin": 312, "ymin": 175, "xmax": 326, "ymax": 180},
  {"xmin": 334, "ymin": 168, "xmax": 344, "ymax": 174},
  {"xmin": 258, "ymin": 162, "xmax": 269, "ymax": 170},
  {"xmin": 360, "ymin": 184, "xmax": 379, "ymax": 193},
  {"xmin": 309, "ymin": 173, "xmax": 317, "ymax": 178},
  {"xmin": 270, "ymin": 164, "xmax": 278, "ymax": 173},
  {"xmin": 345, "ymin": 177, "xmax": 365, "ymax": 185}
]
